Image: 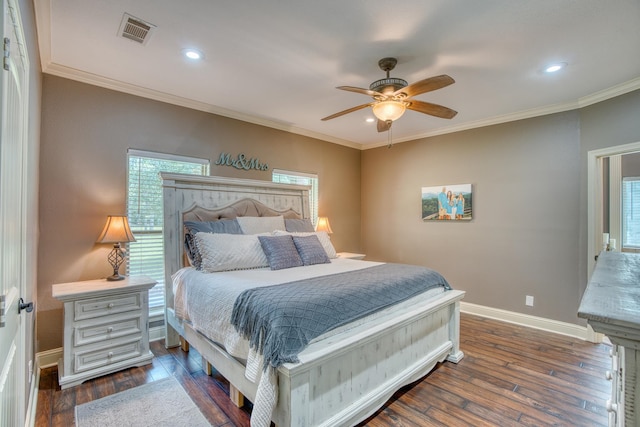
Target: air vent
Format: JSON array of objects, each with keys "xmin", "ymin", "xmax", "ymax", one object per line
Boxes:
[{"xmin": 118, "ymin": 13, "xmax": 156, "ymax": 45}]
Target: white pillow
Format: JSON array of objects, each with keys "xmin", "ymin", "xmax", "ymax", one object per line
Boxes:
[
  {"xmin": 273, "ymin": 230, "xmax": 337, "ymax": 258},
  {"xmin": 194, "ymin": 233, "xmax": 269, "ymax": 272},
  {"xmin": 236, "ymin": 216, "xmax": 286, "ymax": 234}
]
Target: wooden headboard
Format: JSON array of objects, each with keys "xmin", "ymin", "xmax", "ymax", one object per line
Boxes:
[{"xmin": 160, "ymin": 173, "xmax": 311, "ymax": 309}]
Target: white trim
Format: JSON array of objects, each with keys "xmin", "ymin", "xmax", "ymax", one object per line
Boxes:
[
  {"xmin": 609, "ymin": 155, "xmax": 622, "ymax": 251},
  {"xmin": 36, "ymin": 347, "xmax": 62, "ymax": 370},
  {"xmin": 127, "ymin": 148, "xmax": 209, "ymax": 165},
  {"xmin": 272, "ymin": 168, "xmax": 318, "ymax": 179},
  {"xmin": 461, "ymin": 302, "xmax": 593, "ymax": 341}
]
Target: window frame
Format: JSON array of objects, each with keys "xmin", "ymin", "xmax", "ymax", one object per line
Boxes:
[
  {"xmin": 272, "ymin": 168, "xmax": 319, "ymax": 225},
  {"xmin": 126, "ymin": 149, "xmax": 210, "ymax": 318},
  {"xmin": 622, "ymin": 176, "xmax": 640, "ymax": 249}
]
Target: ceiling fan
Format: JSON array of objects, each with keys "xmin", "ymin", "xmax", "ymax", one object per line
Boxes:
[{"xmin": 321, "ymin": 57, "xmax": 458, "ymax": 132}]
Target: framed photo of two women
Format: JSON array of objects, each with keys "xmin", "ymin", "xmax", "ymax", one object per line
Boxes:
[{"xmin": 422, "ymin": 184, "xmax": 473, "ymax": 221}]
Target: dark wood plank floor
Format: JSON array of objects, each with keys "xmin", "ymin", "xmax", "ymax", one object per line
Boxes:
[{"xmin": 35, "ymin": 314, "xmax": 612, "ymax": 426}]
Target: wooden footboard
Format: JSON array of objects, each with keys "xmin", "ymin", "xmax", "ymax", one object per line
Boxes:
[{"xmin": 166, "ymin": 289, "xmax": 464, "ymax": 427}]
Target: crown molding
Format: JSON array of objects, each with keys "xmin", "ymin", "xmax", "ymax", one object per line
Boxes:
[
  {"xmin": 41, "ymin": 62, "xmax": 363, "ymax": 150},
  {"xmin": 363, "ymin": 77, "xmax": 640, "ymax": 150},
  {"xmin": 34, "ymin": 0, "xmax": 639, "ymax": 152}
]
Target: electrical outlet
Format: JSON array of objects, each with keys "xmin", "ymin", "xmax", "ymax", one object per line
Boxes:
[{"xmin": 525, "ymin": 295, "xmax": 534, "ymax": 307}]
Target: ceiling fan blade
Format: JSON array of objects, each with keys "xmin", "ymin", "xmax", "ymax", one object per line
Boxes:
[
  {"xmin": 406, "ymin": 100, "xmax": 458, "ymax": 119},
  {"xmin": 394, "ymin": 75, "xmax": 455, "ymax": 98},
  {"xmin": 321, "ymin": 103, "xmax": 374, "ymax": 121},
  {"xmin": 377, "ymin": 119, "xmax": 392, "ymax": 133},
  {"xmin": 337, "ymin": 86, "xmax": 386, "ymax": 98}
]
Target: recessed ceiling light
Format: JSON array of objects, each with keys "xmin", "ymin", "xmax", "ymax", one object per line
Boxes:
[
  {"xmin": 544, "ymin": 62, "xmax": 567, "ymax": 73},
  {"xmin": 182, "ymin": 48, "xmax": 204, "ymax": 60}
]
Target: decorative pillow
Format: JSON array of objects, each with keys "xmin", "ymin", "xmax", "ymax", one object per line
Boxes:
[
  {"xmin": 194, "ymin": 233, "xmax": 269, "ymax": 272},
  {"xmin": 184, "ymin": 219, "xmax": 242, "ymax": 234},
  {"xmin": 292, "ymin": 235, "xmax": 331, "ymax": 266},
  {"xmin": 284, "ymin": 218, "xmax": 315, "ymax": 233},
  {"xmin": 258, "ymin": 235, "xmax": 303, "ymax": 270},
  {"xmin": 273, "ymin": 230, "xmax": 337, "ymax": 258},
  {"xmin": 183, "ymin": 219, "xmax": 242, "ymax": 268},
  {"xmin": 236, "ymin": 216, "xmax": 286, "ymax": 234}
]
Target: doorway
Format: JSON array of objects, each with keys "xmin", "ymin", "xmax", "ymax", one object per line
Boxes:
[{"xmin": 587, "ymin": 141, "xmax": 640, "ymax": 276}]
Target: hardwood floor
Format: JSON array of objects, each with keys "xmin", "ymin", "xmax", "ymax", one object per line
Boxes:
[{"xmin": 35, "ymin": 313, "xmax": 612, "ymax": 426}]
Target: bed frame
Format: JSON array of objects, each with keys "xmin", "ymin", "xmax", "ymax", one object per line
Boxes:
[{"xmin": 161, "ymin": 173, "xmax": 465, "ymax": 427}]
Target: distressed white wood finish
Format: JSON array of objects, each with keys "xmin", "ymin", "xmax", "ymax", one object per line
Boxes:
[
  {"xmin": 161, "ymin": 173, "xmax": 464, "ymax": 426},
  {"xmin": 52, "ymin": 276, "xmax": 156, "ymax": 389},
  {"xmin": 578, "ymin": 251, "xmax": 640, "ymax": 427}
]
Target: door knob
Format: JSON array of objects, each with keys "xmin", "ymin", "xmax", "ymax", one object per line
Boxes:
[{"xmin": 18, "ymin": 298, "xmax": 34, "ymax": 314}]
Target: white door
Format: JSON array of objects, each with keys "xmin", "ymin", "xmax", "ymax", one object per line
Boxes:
[{"xmin": 0, "ymin": 0, "xmax": 29, "ymax": 425}]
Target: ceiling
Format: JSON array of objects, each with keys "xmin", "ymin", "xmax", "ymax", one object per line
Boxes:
[{"xmin": 34, "ymin": 1, "xmax": 640, "ymax": 149}]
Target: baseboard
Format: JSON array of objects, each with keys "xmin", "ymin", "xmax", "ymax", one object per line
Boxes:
[
  {"xmin": 37, "ymin": 347, "xmax": 63, "ymax": 369},
  {"xmin": 460, "ymin": 302, "xmax": 596, "ymax": 341},
  {"xmin": 150, "ymin": 324, "xmax": 165, "ymax": 342}
]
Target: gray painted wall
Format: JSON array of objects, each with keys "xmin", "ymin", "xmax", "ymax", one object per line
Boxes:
[
  {"xmin": 362, "ymin": 112, "xmax": 581, "ymax": 323},
  {"xmin": 37, "ymin": 76, "xmax": 361, "ymax": 351},
  {"xmin": 363, "ymin": 89, "xmax": 640, "ymax": 325},
  {"xmin": 36, "ymin": 74, "xmax": 640, "ymax": 350}
]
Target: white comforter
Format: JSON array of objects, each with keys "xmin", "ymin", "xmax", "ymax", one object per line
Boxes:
[{"xmin": 172, "ymin": 258, "xmax": 445, "ymax": 426}]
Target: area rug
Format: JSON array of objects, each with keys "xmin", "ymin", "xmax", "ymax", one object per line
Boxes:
[{"xmin": 75, "ymin": 376, "xmax": 210, "ymax": 427}]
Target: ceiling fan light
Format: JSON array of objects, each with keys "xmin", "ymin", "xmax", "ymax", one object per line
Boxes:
[{"xmin": 372, "ymin": 101, "xmax": 406, "ymax": 122}]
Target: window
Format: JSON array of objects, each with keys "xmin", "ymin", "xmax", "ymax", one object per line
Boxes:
[
  {"xmin": 272, "ymin": 169, "xmax": 318, "ymax": 225},
  {"xmin": 127, "ymin": 149, "xmax": 210, "ymax": 314},
  {"xmin": 622, "ymin": 177, "xmax": 640, "ymax": 248}
]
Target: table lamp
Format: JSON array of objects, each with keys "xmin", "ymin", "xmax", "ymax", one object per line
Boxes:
[
  {"xmin": 315, "ymin": 216, "xmax": 333, "ymax": 234},
  {"xmin": 96, "ymin": 215, "xmax": 136, "ymax": 281}
]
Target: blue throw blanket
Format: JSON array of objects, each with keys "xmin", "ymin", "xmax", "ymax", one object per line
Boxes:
[{"xmin": 230, "ymin": 263, "xmax": 451, "ymax": 369}]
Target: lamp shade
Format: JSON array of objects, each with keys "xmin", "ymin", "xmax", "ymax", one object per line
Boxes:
[
  {"xmin": 315, "ymin": 216, "xmax": 333, "ymax": 234},
  {"xmin": 96, "ymin": 215, "xmax": 136, "ymax": 243},
  {"xmin": 372, "ymin": 100, "xmax": 406, "ymax": 122}
]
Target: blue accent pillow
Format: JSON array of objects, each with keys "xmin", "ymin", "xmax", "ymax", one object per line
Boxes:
[
  {"xmin": 285, "ymin": 218, "xmax": 315, "ymax": 232},
  {"xmin": 258, "ymin": 235, "xmax": 303, "ymax": 270},
  {"xmin": 293, "ymin": 235, "xmax": 331, "ymax": 266},
  {"xmin": 184, "ymin": 219, "xmax": 243, "ymax": 268}
]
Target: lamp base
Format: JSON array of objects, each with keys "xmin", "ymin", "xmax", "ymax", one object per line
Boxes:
[{"xmin": 106, "ymin": 273, "xmax": 125, "ymax": 281}]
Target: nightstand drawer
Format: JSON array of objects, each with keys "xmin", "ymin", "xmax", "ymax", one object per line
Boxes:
[
  {"xmin": 74, "ymin": 314, "xmax": 143, "ymax": 346},
  {"xmin": 74, "ymin": 337, "xmax": 143, "ymax": 373},
  {"xmin": 74, "ymin": 293, "xmax": 142, "ymax": 321}
]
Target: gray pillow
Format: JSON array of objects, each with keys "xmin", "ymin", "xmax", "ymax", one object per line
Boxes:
[
  {"xmin": 184, "ymin": 219, "xmax": 242, "ymax": 234},
  {"xmin": 293, "ymin": 235, "xmax": 331, "ymax": 266},
  {"xmin": 285, "ymin": 218, "xmax": 315, "ymax": 233},
  {"xmin": 258, "ymin": 235, "xmax": 303, "ymax": 270},
  {"xmin": 184, "ymin": 219, "xmax": 242, "ymax": 268}
]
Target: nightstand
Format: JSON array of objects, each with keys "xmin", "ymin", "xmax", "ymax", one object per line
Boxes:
[
  {"xmin": 52, "ymin": 276, "xmax": 156, "ymax": 389},
  {"xmin": 337, "ymin": 252, "xmax": 366, "ymax": 260}
]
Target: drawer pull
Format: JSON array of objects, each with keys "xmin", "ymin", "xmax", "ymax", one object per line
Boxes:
[
  {"xmin": 107, "ymin": 352, "xmax": 113, "ymax": 358},
  {"xmin": 108, "ymin": 303, "xmax": 114, "ymax": 309},
  {"xmin": 606, "ymin": 399, "xmax": 618, "ymax": 413},
  {"xmin": 605, "ymin": 370, "xmax": 613, "ymax": 380},
  {"xmin": 107, "ymin": 327, "xmax": 113, "ymax": 333}
]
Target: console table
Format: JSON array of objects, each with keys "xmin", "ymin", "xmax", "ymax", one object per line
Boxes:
[{"xmin": 578, "ymin": 251, "xmax": 640, "ymax": 427}]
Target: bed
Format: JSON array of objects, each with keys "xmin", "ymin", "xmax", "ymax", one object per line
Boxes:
[{"xmin": 161, "ymin": 173, "xmax": 465, "ymax": 427}]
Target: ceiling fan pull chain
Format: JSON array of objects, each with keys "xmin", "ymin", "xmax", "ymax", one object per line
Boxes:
[{"xmin": 387, "ymin": 122, "xmax": 393, "ymax": 148}]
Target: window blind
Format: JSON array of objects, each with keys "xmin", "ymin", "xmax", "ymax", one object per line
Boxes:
[
  {"xmin": 127, "ymin": 150, "xmax": 209, "ymax": 312},
  {"xmin": 623, "ymin": 177, "xmax": 640, "ymax": 248},
  {"xmin": 272, "ymin": 169, "xmax": 318, "ymax": 225}
]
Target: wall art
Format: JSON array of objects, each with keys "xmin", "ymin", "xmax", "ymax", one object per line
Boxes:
[{"xmin": 422, "ymin": 184, "xmax": 473, "ymax": 221}]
